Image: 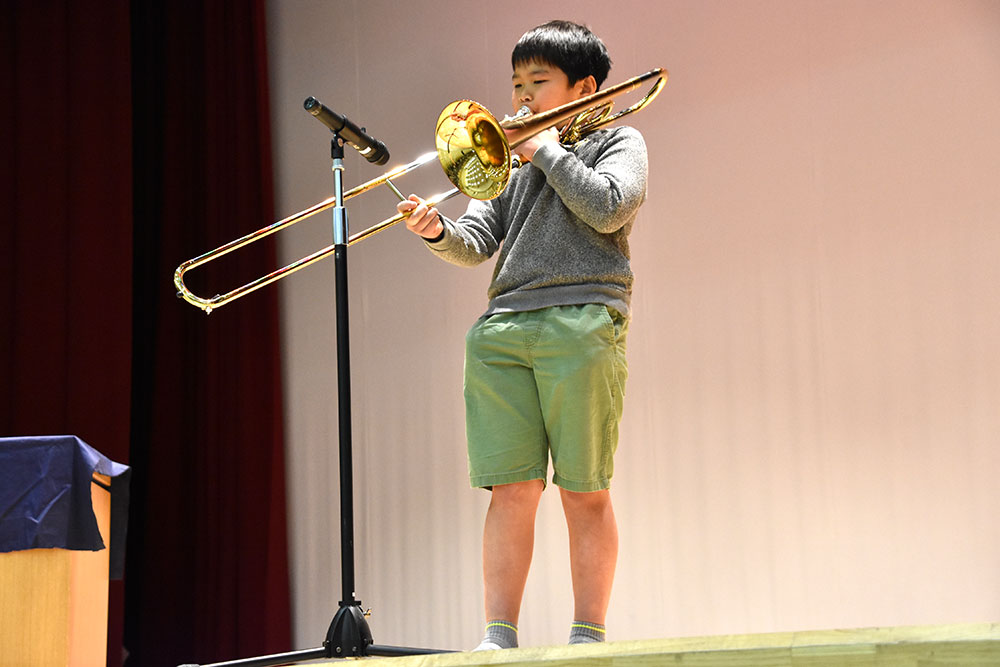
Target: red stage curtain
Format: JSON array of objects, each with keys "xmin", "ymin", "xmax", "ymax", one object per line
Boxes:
[
  {"xmin": 2, "ymin": 1, "xmax": 292, "ymax": 665},
  {"xmin": 126, "ymin": 1, "xmax": 291, "ymax": 665},
  {"xmin": 1, "ymin": 2, "xmax": 133, "ymax": 664}
]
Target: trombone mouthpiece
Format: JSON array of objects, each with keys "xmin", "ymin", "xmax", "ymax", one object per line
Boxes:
[{"xmin": 503, "ymin": 106, "xmax": 532, "ymax": 122}]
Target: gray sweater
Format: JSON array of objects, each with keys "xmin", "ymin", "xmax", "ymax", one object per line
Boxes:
[{"xmin": 427, "ymin": 125, "xmax": 648, "ymax": 318}]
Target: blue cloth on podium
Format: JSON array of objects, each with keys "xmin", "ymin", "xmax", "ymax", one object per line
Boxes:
[{"xmin": 0, "ymin": 435, "xmax": 130, "ymax": 578}]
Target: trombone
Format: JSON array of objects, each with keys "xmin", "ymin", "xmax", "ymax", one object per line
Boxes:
[{"xmin": 174, "ymin": 68, "xmax": 667, "ymax": 313}]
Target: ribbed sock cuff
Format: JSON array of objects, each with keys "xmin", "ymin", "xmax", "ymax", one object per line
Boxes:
[
  {"xmin": 483, "ymin": 620, "xmax": 518, "ymax": 649},
  {"xmin": 569, "ymin": 621, "xmax": 606, "ymax": 644}
]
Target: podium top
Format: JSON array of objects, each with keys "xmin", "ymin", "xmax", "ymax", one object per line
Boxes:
[{"xmin": 0, "ymin": 435, "xmax": 130, "ymax": 578}]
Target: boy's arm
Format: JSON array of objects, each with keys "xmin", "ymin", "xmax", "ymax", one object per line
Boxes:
[
  {"xmin": 397, "ymin": 194, "xmax": 505, "ymax": 267},
  {"xmin": 531, "ymin": 126, "xmax": 648, "ymax": 233}
]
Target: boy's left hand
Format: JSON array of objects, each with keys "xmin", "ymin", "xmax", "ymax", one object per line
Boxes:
[{"xmin": 509, "ymin": 126, "xmax": 559, "ymax": 163}]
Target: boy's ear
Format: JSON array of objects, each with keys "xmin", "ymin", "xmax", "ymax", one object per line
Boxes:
[{"xmin": 577, "ymin": 75, "xmax": 597, "ymax": 97}]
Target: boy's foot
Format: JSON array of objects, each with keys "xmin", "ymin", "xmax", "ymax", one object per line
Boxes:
[
  {"xmin": 473, "ymin": 620, "xmax": 518, "ymax": 651},
  {"xmin": 472, "ymin": 640, "xmax": 504, "ymax": 651},
  {"xmin": 569, "ymin": 621, "xmax": 606, "ymax": 644}
]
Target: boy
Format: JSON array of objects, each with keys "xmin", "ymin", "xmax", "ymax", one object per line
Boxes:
[{"xmin": 397, "ymin": 20, "xmax": 647, "ymax": 650}]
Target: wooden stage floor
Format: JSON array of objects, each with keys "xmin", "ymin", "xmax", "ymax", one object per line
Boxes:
[{"xmin": 331, "ymin": 622, "xmax": 999, "ymax": 667}]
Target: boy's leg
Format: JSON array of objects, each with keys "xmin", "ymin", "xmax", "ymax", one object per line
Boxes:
[
  {"xmin": 465, "ymin": 311, "xmax": 550, "ymax": 649},
  {"xmin": 559, "ymin": 487, "xmax": 618, "ymax": 626},
  {"xmin": 530, "ymin": 304, "xmax": 628, "ymax": 639},
  {"xmin": 483, "ymin": 479, "xmax": 545, "ymax": 624}
]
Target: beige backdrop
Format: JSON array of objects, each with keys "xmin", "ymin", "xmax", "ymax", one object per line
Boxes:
[{"xmin": 266, "ymin": 0, "xmax": 1000, "ymax": 651}]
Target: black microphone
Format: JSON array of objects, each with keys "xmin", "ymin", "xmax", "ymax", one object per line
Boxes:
[{"xmin": 304, "ymin": 97, "xmax": 390, "ymax": 165}]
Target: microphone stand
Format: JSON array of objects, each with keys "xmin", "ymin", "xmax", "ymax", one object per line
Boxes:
[{"xmin": 181, "ymin": 130, "xmax": 455, "ymax": 667}]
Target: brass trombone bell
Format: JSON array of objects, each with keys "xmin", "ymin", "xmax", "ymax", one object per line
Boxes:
[
  {"xmin": 174, "ymin": 67, "xmax": 667, "ymax": 313},
  {"xmin": 436, "ymin": 100, "xmax": 512, "ymax": 201}
]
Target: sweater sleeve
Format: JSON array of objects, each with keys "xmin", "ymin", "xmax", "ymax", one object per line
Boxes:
[
  {"xmin": 423, "ymin": 196, "xmax": 506, "ymax": 267},
  {"xmin": 531, "ymin": 126, "xmax": 648, "ymax": 234}
]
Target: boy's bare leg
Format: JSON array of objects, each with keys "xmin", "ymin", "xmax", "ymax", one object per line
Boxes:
[
  {"xmin": 483, "ymin": 479, "xmax": 545, "ymax": 623},
  {"xmin": 559, "ymin": 488, "xmax": 618, "ymax": 624}
]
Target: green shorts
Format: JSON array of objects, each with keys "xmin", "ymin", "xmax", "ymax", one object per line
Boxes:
[{"xmin": 463, "ymin": 303, "xmax": 629, "ymax": 492}]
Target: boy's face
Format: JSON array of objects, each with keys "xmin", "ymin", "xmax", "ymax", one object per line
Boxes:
[{"xmin": 511, "ymin": 59, "xmax": 594, "ymax": 115}]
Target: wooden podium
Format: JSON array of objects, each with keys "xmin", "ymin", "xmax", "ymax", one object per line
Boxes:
[{"xmin": 0, "ymin": 473, "xmax": 112, "ymax": 667}]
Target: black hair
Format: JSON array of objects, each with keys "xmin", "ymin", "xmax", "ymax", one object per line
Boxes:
[{"xmin": 511, "ymin": 20, "xmax": 612, "ymax": 89}]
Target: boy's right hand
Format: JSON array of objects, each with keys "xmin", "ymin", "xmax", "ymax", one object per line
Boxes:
[{"xmin": 398, "ymin": 194, "xmax": 444, "ymax": 240}]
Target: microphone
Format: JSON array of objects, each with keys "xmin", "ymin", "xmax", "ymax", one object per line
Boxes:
[{"xmin": 303, "ymin": 97, "xmax": 390, "ymax": 165}]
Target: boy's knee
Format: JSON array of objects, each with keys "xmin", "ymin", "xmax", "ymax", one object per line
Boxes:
[
  {"xmin": 559, "ymin": 487, "xmax": 612, "ymax": 515},
  {"xmin": 491, "ymin": 479, "xmax": 544, "ymax": 507}
]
